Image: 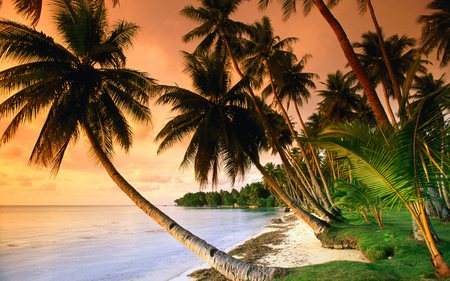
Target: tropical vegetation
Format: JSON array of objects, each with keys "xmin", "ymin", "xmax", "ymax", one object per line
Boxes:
[{"xmin": 1, "ymin": 0, "xmax": 450, "ymax": 280}]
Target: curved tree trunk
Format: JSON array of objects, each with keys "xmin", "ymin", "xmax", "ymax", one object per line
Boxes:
[
  {"xmin": 253, "ymin": 160, "xmax": 330, "ymax": 235},
  {"xmin": 264, "ymin": 58, "xmax": 332, "ymax": 211},
  {"xmin": 367, "ymin": 0, "xmax": 402, "ymax": 108},
  {"xmin": 295, "ymin": 103, "xmax": 334, "ymax": 205},
  {"xmin": 381, "ymin": 83, "xmax": 398, "ymax": 127},
  {"xmin": 314, "ymin": 0, "xmax": 390, "ymax": 126},
  {"xmin": 222, "ymin": 33, "xmax": 337, "ymax": 222},
  {"xmin": 428, "ymin": 183, "xmax": 450, "ymax": 222},
  {"xmin": 83, "ymin": 124, "xmax": 289, "ymax": 281}
]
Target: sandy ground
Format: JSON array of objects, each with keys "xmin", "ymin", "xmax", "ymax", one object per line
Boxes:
[
  {"xmin": 172, "ymin": 211, "xmax": 368, "ymax": 280},
  {"xmin": 256, "ymin": 213, "xmax": 368, "ymax": 268}
]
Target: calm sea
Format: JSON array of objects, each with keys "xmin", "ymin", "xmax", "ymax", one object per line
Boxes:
[{"xmin": 0, "ymin": 205, "xmax": 283, "ymax": 281}]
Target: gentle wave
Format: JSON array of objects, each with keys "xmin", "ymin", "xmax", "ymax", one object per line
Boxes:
[{"xmin": 0, "ymin": 205, "xmax": 283, "ymax": 281}]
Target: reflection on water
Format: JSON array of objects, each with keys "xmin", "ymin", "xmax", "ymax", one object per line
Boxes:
[{"xmin": 0, "ymin": 205, "xmax": 282, "ymax": 281}]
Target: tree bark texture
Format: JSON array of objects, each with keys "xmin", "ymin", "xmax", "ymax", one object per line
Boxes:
[
  {"xmin": 83, "ymin": 124, "xmax": 289, "ymax": 281},
  {"xmin": 314, "ymin": 0, "xmax": 390, "ymax": 126}
]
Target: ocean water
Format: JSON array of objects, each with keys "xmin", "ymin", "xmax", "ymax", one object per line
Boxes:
[{"xmin": 0, "ymin": 205, "xmax": 283, "ymax": 281}]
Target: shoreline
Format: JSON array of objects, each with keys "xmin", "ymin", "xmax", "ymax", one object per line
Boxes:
[{"xmin": 178, "ymin": 212, "xmax": 367, "ymax": 280}]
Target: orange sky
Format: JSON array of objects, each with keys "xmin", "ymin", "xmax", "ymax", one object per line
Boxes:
[{"xmin": 0, "ymin": 0, "xmax": 447, "ymax": 205}]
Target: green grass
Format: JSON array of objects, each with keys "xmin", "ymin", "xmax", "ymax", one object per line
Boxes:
[{"xmin": 276, "ymin": 209, "xmax": 450, "ymax": 281}]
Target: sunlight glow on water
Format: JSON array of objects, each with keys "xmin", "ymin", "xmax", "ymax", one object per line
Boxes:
[{"xmin": 0, "ymin": 205, "xmax": 282, "ymax": 281}]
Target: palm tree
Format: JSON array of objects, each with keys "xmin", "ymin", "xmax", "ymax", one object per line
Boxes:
[
  {"xmin": 0, "ymin": 2, "xmax": 287, "ymax": 280},
  {"xmin": 352, "ymin": 30, "xmax": 418, "ymax": 124},
  {"xmin": 355, "ymin": 0, "xmax": 404, "ymax": 109},
  {"xmin": 156, "ymin": 51, "xmax": 330, "ymax": 238},
  {"xmin": 242, "ymin": 16, "xmax": 333, "ymax": 211},
  {"xmin": 2, "ymin": 0, "xmax": 119, "ymax": 26},
  {"xmin": 308, "ymin": 84, "xmax": 450, "ymax": 276},
  {"xmin": 418, "ymin": 0, "xmax": 450, "ymax": 67},
  {"xmin": 180, "ymin": 0, "xmax": 250, "ymax": 67},
  {"xmin": 317, "ymin": 70, "xmax": 362, "ymax": 123},
  {"xmin": 257, "ymin": 0, "xmax": 391, "ymax": 126},
  {"xmin": 411, "ymin": 73, "xmax": 450, "ymax": 213},
  {"xmin": 332, "ymin": 178, "xmax": 384, "ymax": 229},
  {"xmin": 181, "ymin": 0, "xmax": 337, "ymax": 223},
  {"xmin": 261, "ymin": 52, "xmax": 336, "ymax": 207}
]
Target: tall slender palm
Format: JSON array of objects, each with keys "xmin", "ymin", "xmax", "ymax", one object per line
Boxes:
[
  {"xmin": 352, "ymin": 30, "xmax": 418, "ymax": 124},
  {"xmin": 242, "ymin": 16, "xmax": 332, "ymax": 210},
  {"xmin": 418, "ymin": 0, "xmax": 450, "ymax": 67},
  {"xmin": 180, "ymin": 0, "xmax": 250, "ymax": 66},
  {"xmin": 258, "ymin": 0, "xmax": 390, "ymax": 126},
  {"xmin": 317, "ymin": 70, "xmax": 362, "ymax": 123},
  {"xmin": 0, "ymin": 2, "xmax": 286, "ymax": 281},
  {"xmin": 181, "ymin": 0, "xmax": 337, "ymax": 223},
  {"xmin": 261, "ymin": 52, "xmax": 335, "ymax": 205},
  {"xmin": 156, "ymin": 51, "xmax": 329, "ymax": 241},
  {"xmin": 2, "ymin": 0, "xmax": 119, "ymax": 26},
  {"xmin": 356, "ymin": 0, "xmax": 404, "ymax": 108}
]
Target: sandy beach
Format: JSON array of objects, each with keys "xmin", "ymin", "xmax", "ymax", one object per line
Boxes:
[
  {"xmin": 183, "ymin": 211, "xmax": 368, "ymax": 280},
  {"xmin": 255, "ymin": 213, "xmax": 367, "ymax": 268}
]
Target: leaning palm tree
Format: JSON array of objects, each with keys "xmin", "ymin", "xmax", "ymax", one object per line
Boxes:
[
  {"xmin": 156, "ymin": 51, "xmax": 330, "ymax": 238},
  {"xmin": 181, "ymin": 0, "xmax": 337, "ymax": 223},
  {"xmin": 0, "ymin": 1, "xmax": 287, "ymax": 280},
  {"xmin": 262, "ymin": 52, "xmax": 336, "ymax": 206},
  {"xmin": 352, "ymin": 30, "xmax": 418, "ymax": 124},
  {"xmin": 242, "ymin": 16, "xmax": 332, "ymax": 211},
  {"xmin": 307, "ymin": 84, "xmax": 450, "ymax": 276},
  {"xmin": 418, "ymin": 0, "xmax": 450, "ymax": 67},
  {"xmin": 258, "ymin": 0, "xmax": 391, "ymax": 126},
  {"xmin": 356, "ymin": 0, "xmax": 404, "ymax": 108}
]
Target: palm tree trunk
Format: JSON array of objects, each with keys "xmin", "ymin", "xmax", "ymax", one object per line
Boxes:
[
  {"xmin": 264, "ymin": 58, "xmax": 333, "ymax": 210},
  {"xmin": 367, "ymin": 0, "xmax": 402, "ymax": 108},
  {"xmin": 408, "ymin": 201, "xmax": 450, "ymax": 277},
  {"xmin": 285, "ymin": 148, "xmax": 318, "ymax": 202},
  {"xmin": 381, "ymin": 83, "xmax": 398, "ymax": 127},
  {"xmin": 314, "ymin": 0, "xmax": 390, "ymax": 126},
  {"xmin": 83, "ymin": 123, "xmax": 289, "ymax": 281},
  {"xmin": 253, "ymin": 159, "xmax": 330, "ymax": 235},
  {"xmin": 222, "ymin": 33, "xmax": 337, "ymax": 222},
  {"xmin": 294, "ymin": 103, "xmax": 334, "ymax": 205}
]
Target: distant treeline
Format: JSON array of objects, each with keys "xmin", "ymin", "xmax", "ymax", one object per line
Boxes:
[{"xmin": 174, "ymin": 181, "xmax": 287, "ymax": 207}]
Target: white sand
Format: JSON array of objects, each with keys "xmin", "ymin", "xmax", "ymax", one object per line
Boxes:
[
  {"xmin": 256, "ymin": 213, "xmax": 368, "ymax": 268},
  {"xmin": 172, "ymin": 212, "xmax": 368, "ymax": 280}
]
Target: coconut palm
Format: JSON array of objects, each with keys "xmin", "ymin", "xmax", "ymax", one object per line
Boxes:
[
  {"xmin": 156, "ymin": 51, "xmax": 330, "ymax": 240},
  {"xmin": 242, "ymin": 16, "xmax": 333, "ymax": 210},
  {"xmin": 2, "ymin": 0, "xmax": 119, "ymax": 26},
  {"xmin": 180, "ymin": 0, "xmax": 251, "ymax": 65},
  {"xmin": 181, "ymin": 0, "xmax": 337, "ymax": 223},
  {"xmin": 418, "ymin": 0, "xmax": 450, "ymax": 67},
  {"xmin": 317, "ymin": 70, "xmax": 362, "ymax": 123},
  {"xmin": 308, "ymin": 84, "xmax": 450, "ymax": 276},
  {"xmin": 257, "ymin": 0, "xmax": 390, "ymax": 126},
  {"xmin": 332, "ymin": 178, "xmax": 384, "ymax": 229},
  {"xmin": 412, "ymin": 73, "xmax": 450, "ymax": 213},
  {"xmin": 263, "ymin": 53, "xmax": 337, "ymax": 206},
  {"xmin": 355, "ymin": 0, "xmax": 405, "ymax": 109},
  {"xmin": 352, "ymin": 30, "xmax": 418, "ymax": 124},
  {"xmin": 0, "ymin": 2, "xmax": 289, "ymax": 280}
]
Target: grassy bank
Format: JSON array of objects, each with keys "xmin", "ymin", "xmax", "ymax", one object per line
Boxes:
[
  {"xmin": 278, "ymin": 209, "xmax": 450, "ymax": 281},
  {"xmin": 191, "ymin": 210, "xmax": 449, "ymax": 281}
]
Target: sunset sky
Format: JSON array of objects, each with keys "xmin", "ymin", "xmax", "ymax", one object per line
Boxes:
[{"xmin": 0, "ymin": 0, "xmax": 447, "ymax": 205}]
